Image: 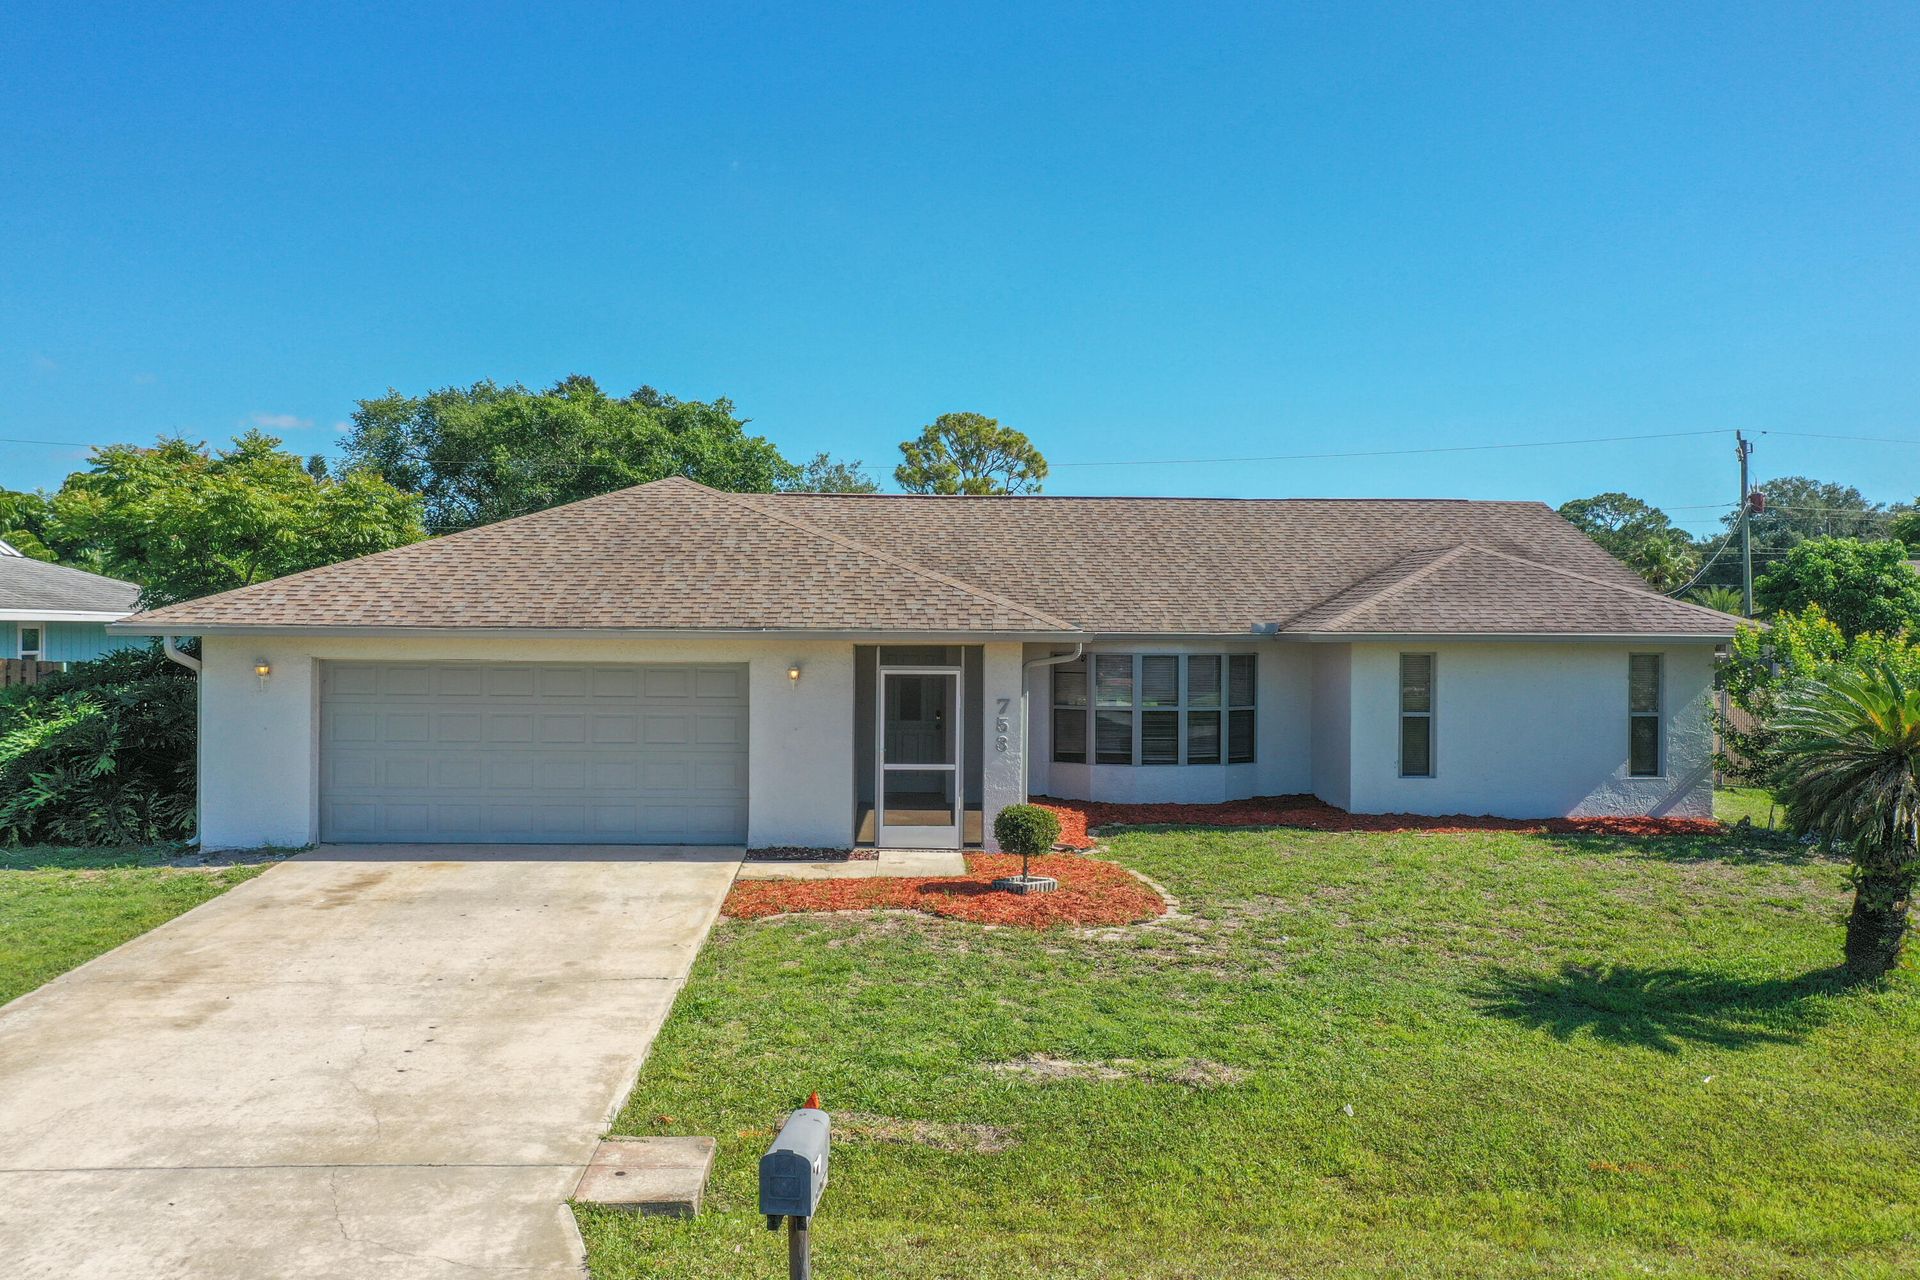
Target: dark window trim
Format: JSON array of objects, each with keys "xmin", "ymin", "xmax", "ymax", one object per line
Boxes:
[
  {"xmin": 1628, "ymin": 653, "xmax": 1663, "ymax": 778},
  {"xmin": 1399, "ymin": 652, "xmax": 1435, "ymax": 779},
  {"xmin": 1052, "ymin": 652, "xmax": 1257, "ymax": 768}
]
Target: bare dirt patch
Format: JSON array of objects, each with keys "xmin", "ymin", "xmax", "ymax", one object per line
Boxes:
[{"xmin": 986, "ymin": 1053, "xmax": 1246, "ymax": 1089}]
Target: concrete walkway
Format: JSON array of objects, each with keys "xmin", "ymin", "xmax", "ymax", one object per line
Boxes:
[
  {"xmin": 735, "ymin": 847, "xmax": 968, "ymax": 880},
  {"xmin": 0, "ymin": 844, "xmax": 744, "ymax": 1280}
]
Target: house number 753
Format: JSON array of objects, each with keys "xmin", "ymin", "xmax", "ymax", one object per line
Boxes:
[{"xmin": 994, "ymin": 698, "xmax": 1011, "ymax": 752}]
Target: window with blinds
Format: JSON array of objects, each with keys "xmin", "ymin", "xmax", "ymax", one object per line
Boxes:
[
  {"xmin": 1399, "ymin": 653, "xmax": 1434, "ymax": 778},
  {"xmin": 1052, "ymin": 653, "xmax": 1258, "ymax": 767},
  {"xmin": 1051, "ymin": 656, "xmax": 1088, "ymax": 763},
  {"xmin": 1629, "ymin": 654, "xmax": 1662, "ymax": 777}
]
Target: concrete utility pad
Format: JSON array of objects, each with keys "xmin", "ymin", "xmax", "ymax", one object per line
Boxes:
[
  {"xmin": 0, "ymin": 843, "xmax": 743, "ymax": 1280},
  {"xmin": 574, "ymin": 1135, "xmax": 717, "ymax": 1216},
  {"xmin": 736, "ymin": 847, "xmax": 968, "ymax": 880}
]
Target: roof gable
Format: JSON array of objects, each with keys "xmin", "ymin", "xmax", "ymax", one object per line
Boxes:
[
  {"xmin": 0, "ymin": 555, "xmax": 142, "ymax": 617},
  {"xmin": 124, "ymin": 477, "xmax": 1076, "ymax": 634},
  {"xmin": 1278, "ymin": 543, "xmax": 1740, "ymax": 637}
]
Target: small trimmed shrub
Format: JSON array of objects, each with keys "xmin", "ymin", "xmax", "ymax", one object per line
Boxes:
[
  {"xmin": 0, "ymin": 644, "xmax": 196, "ymax": 846},
  {"xmin": 994, "ymin": 804, "xmax": 1062, "ymax": 877}
]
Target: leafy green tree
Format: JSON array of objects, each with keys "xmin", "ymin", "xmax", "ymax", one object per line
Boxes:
[
  {"xmin": 1689, "ymin": 585, "xmax": 1744, "ymax": 614},
  {"xmin": 1555, "ymin": 492, "xmax": 1699, "ymax": 590},
  {"xmin": 0, "ymin": 489, "xmax": 60, "ymax": 562},
  {"xmin": 1888, "ymin": 504, "xmax": 1920, "ymax": 549},
  {"xmin": 1755, "ymin": 537, "xmax": 1920, "ymax": 639},
  {"xmin": 1772, "ymin": 658, "xmax": 1920, "ymax": 979},
  {"xmin": 782, "ymin": 453, "xmax": 881, "ymax": 494},
  {"xmin": 895, "ymin": 412, "xmax": 1047, "ymax": 495},
  {"xmin": 1698, "ymin": 476, "xmax": 1889, "ymax": 590},
  {"xmin": 343, "ymin": 376, "xmax": 795, "ymax": 530},
  {"xmin": 50, "ymin": 431, "xmax": 425, "ymax": 606},
  {"xmin": 1718, "ymin": 606, "xmax": 1920, "ymax": 782}
]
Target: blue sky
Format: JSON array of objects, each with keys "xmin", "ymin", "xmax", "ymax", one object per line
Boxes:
[{"xmin": 3, "ymin": 2, "xmax": 1917, "ymax": 538}]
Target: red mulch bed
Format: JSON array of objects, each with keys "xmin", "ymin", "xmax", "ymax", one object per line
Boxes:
[
  {"xmin": 1033, "ymin": 795, "xmax": 1720, "ymax": 849},
  {"xmin": 723, "ymin": 854, "xmax": 1166, "ymax": 929}
]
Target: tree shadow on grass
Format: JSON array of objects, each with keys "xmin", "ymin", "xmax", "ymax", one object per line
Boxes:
[{"xmin": 1474, "ymin": 961, "xmax": 1849, "ymax": 1053}]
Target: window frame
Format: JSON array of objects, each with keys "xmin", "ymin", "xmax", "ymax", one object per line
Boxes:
[
  {"xmin": 17, "ymin": 623, "xmax": 45, "ymax": 663},
  {"xmin": 1398, "ymin": 652, "xmax": 1435, "ymax": 779},
  {"xmin": 1050, "ymin": 655, "xmax": 1089, "ymax": 764},
  {"xmin": 1051, "ymin": 651, "xmax": 1258, "ymax": 768},
  {"xmin": 1628, "ymin": 653, "xmax": 1663, "ymax": 778}
]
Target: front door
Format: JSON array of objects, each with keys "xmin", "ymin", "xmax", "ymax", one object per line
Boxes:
[{"xmin": 876, "ymin": 668, "xmax": 961, "ymax": 848}]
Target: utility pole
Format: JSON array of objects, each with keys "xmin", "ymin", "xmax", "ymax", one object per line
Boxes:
[{"xmin": 1736, "ymin": 430, "xmax": 1755, "ymax": 618}]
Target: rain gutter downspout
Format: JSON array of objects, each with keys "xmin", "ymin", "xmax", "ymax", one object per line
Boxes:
[
  {"xmin": 1018, "ymin": 643, "xmax": 1086, "ymax": 802},
  {"xmin": 162, "ymin": 636, "xmax": 201, "ymax": 673}
]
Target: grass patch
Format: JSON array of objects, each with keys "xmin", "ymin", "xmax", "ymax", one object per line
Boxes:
[
  {"xmin": 580, "ymin": 824, "xmax": 1919, "ymax": 1278},
  {"xmin": 1715, "ymin": 786, "xmax": 1782, "ymax": 829},
  {"xmin": 0, "ymin": 845, "xmax": 273, "ymax": 1006}
]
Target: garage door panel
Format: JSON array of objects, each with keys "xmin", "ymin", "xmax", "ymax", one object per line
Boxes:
[
  {"xmin": 437, "ymin": 713, "xmax": 484, "ymax": 743},
  {"xmin": 641, "ymin": 668, "xmax": 690, "ymax": 698},
  {"xmin": 320, "ymin": 662, "xmax": 749, "ymax": 844},
  {"xmin": 435, "ymin": 666, "xmax": 485, "ymax": 696}
]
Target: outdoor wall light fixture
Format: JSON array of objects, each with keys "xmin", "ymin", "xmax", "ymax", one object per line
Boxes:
[
  {"xmin": 787, "ymin": 663, "xmax": 803, "ymax": 684},
  {"xmin": 254, "ymin": 660, "xmax": 272, "ymax": 688}
]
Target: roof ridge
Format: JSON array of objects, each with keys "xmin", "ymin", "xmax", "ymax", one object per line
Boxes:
[
  {"xmin": 1278, "ymin": 544, "xmax": 1474, "ymax": 633},
  {"xmin": 778, "ymin": 491, "xmax": 1553, "ymax": 507},
  {"xmin": 1455, "ymin": 544, "xmax": 1746, "ymax": 623},
  {"xmin": 129, "ymin": 478, "xmax": 700, "ymax": 625},
  {"xmin": 2, "ymin": 555, "xmax": 140, "ymax": 591},
  {"xmin": 709, "ymin": 486, "xmax": 1080, "ymax": 632}
]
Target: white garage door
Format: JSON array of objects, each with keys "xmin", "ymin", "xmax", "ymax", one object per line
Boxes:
[{"xmin": 319, "ymin": 662, "xmax": 749, "ymax": 844}]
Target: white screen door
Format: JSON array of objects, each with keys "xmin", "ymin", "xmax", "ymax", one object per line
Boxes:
[{"xmin": 876, "ymin": 668, "xmax": 961, "ymax": 848}]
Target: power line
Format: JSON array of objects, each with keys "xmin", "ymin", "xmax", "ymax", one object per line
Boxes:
[
  {"xmin": 1048, "ymin": 428, "xmax": 1731, "ymax": 469},
  {"xmin": 1758, "ymin": 430, "xmax": 1920, "ymax": 446}
]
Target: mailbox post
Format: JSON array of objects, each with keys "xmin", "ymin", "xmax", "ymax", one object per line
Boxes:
[{"xmin": 759, "ymin": 1098, "xmax": 830, "ymax": 1280}]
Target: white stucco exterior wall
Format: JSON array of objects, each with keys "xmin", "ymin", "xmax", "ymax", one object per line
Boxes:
[
  {"xmin": 1339, "ymin": 640, "xmax": 1718, "ymax": 819},
  {"xmin": 1309, "ymin": 644, "xmax": 1352, "ymax": 810},
  {"xmin": 979, "ymin": 642, "xmax": 1027, "ymax": 851},
  {"xmin": 196, "ymin": 634, "xmax": 858, "ymax": 850}
]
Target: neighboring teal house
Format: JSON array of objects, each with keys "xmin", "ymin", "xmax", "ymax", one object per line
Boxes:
[{"xmin": 0, "ymin": 539, "xmax": 146, "ymax": 666}]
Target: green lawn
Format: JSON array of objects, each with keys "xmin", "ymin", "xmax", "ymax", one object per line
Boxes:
[
  {"xmin": 0, "ymin": 846, "xmax": 272, "ymax": 1007},
  {"xmin": 580, "ymin": 823, "xmax": 1919, "ymax": 1279},
  {"xmin": 1715, "ymin": 786, "xmax": 1783, "ymax": 829}
]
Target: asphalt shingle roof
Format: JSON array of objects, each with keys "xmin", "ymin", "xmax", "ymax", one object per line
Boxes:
[
  {"xmin": 0, "ymin": 555, "xmax": 141, "ymax": 616},
  {"xmin": 124, "ymin": 478, "xmax": 1073, "ymax": 634},
  {"xmin": 120, "ymin": 477, "xmax": 1740, "ymax": 638}
]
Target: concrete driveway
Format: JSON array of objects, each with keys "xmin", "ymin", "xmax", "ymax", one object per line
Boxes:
[{"xmin": 0, "ymin": 844, "xmax": 743, "ymax": 1280}]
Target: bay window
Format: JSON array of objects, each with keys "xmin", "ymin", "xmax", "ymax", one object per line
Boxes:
[{"xmin": 1052, "ymin": 652, "xmax": 1257, "ymax": 766}]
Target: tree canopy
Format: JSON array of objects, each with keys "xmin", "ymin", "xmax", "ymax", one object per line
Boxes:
[
  {"xmin": 895, "ymin": 412, "xmax": 1047, "ymax": 495},
  {"xmin": 782, "ymin": 452, "xmax": 881, "ymax": 494},
  {"xmin": 1554, "ymin": 492, "xmax": 1699, "ymax": 591},
  {"xmin": 1754, "ymin": 537, "xmax": 1920, "ymax": 640},
  {"xmin": 1695, "ymin": 475, "xmax": 1893, "ymax": 590},
  {"xmin": 342, "ymin": 376, "xmax": 800, "ymax": 530},
  {"xmin": 0, "ymin": 489, "xmax": 59, "ymax": 562},
  {"xmin": 50, "ymin": 431, "xmax": 426, "ymax": 606}
]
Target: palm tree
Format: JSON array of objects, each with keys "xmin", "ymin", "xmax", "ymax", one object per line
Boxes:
[
  {"xmin": 1772, "ymin": 659, "xmax": 1920, "ymax": 980},
  {"xmin": 1689, "ymin": 584, "xmax": 1745, "ymax": 615}
]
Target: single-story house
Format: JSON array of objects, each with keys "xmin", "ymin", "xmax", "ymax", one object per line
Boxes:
[
  {"xmin": 0, "ymin": 539, "xmax": 146, "ymax": 667},
  {"xmin": 115, "ymin": 477, "xmax": 1740, "ymax": 851}
]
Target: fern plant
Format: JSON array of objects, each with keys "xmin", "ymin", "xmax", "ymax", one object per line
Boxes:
[{"xmin": 0, "ymin": 645, "xmax": 197, "ymax": 846}]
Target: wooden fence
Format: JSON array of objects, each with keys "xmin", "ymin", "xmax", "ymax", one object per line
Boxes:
[{"xmin": 1, "ymin": 659, "xmax": 58, "ymax": 688}]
